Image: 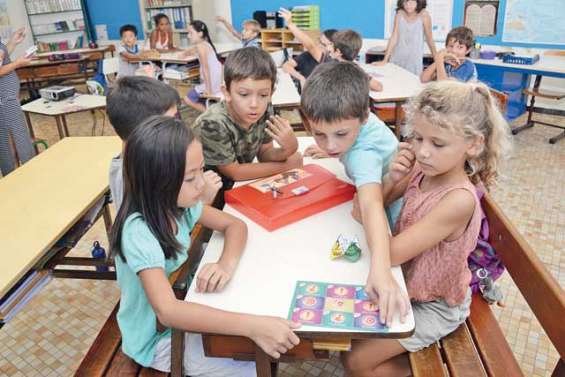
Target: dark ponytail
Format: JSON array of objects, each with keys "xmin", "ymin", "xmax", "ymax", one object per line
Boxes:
[{"xmin": 190, "ymin": 20, "xmax": 218, "ymax": 56}]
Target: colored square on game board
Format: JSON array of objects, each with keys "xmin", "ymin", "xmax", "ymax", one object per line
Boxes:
[
  {"xmin": 354, "ymin": 314, "xmax": 386, "ymax": 330},
  {"xmin": 325, "ymin": 297, "xmax": 354, "ymax": 312},
  {"xmin": 323, "ymin": 311, "xmax": 354, "ymax": 328},
  {"xmin": 326, "ymin": 285, "xmax": 355, "ymax": 299},
  {"xmin": 355, "ymin": 287, "xmax": 369, "ymax": 300},
  {"xmin": 291, "ymin": 308, "xmax": 322, "ymax": 325},
  {"xmin": 296, "ymin": 281, "xmax": 327, "ymax": 296},
  {"xmin": 295, "ymin": 295, "xmax": 325, "ymax": 310},
  {"xmin": 354, "ymin": 300, "xmax": 379, "ymax": 314}
]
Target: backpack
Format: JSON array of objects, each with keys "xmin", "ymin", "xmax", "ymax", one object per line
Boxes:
[{"xmin": 468, "ymin": 187, "xmax": 505, "ymax": 304}]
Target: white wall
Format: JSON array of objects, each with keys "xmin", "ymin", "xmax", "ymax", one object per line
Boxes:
[
  {"xmin": 2, "ymin": 0, "xmax": 34, "ymax": 58},
  {"xmin": 192, "ymin": 0, "xmax": 239, "ymax": 44}
]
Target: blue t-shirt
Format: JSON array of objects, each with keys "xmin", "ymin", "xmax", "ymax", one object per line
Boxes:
[
  {"xmin": 242, "ymin": 37, "xmax": 260, "ymax": 48},
  {"xmin": 115, "ymin": 202, "xmax": 203, "ymax": 367},
  {"xmin": 340, "ymin": 113, "xmax": 403, "ymax": 227},
  {"xmin": 444, "ymin": 59, "xmax": 477, "ymax": 82}
]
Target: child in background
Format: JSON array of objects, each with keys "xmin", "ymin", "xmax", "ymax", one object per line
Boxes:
[
  {"xmin": 216, "ymin": 16, "xmax": 261, "ymax": 48},
  {"xmin": 302, "ymin": 61, "xmax": 410, "ymax": 327},
  {"xmin": 117, "ymin": 24, "xmax": 141, "ymax": 77},
  {"xmin": 279, "ymin": 9, "xmax": 383, "ymax": 91},
  {"xmin": 377, "ymin": 0, "xmax": 437, "ymax": 76},
  {"xmin": 421, "ymin": 26, "xmax": 477, "ymax": 83},
  {"xmin": 111, "ymin": 116, "xmax": 301, "ymax": 375},
  {"xmin": 183, "ymin": 20, "xmax": 223, "ymax": 112},
  {"xmin": 193, "ymin": 47, "xmax": 302, "ymax": 190},
  {"xmin": 343, "ymin": 80, "xmax": 510, "ymax": 376},
  {"xmin": 282, "ymin": 29, "xmax": 337, "ymax": 91},
  {"xmin": 106, "ymin": 76, "xmax": 221, "ymax": 210},
  {"xmin": 149, "ymin": 13, "xmax": 174, "ymax": 51}
]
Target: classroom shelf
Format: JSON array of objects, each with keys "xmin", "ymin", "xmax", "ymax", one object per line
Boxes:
[
  {"xmin": 34, "ymin": 30, "xmax": 84, "ymax": 37},
  {"xmin": 260, "ymin": 28, "xmax": 320, "ymax": 53},
  {"xmin": 140, "ymin": 0, "xmax": 193, "ymax": 47},
  {"xmin": 28, "ymin": 9, "xmax": 82, "ymax": 16},
  {"xmin": 146, "ymin": 4, "xmax": 191, "ymax": 9}
]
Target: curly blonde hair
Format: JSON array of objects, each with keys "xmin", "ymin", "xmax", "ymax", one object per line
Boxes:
[{"xmin": 404, "ymin": 80, "xmax": 512, "ymax": 189}]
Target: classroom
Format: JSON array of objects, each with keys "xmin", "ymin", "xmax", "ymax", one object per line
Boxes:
[{"xmin": 0, "ymin": 0, "xmax": 564, "ymax": 376}]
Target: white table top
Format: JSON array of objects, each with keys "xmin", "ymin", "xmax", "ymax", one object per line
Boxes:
[
  {"xmin": 361, "ymin": 63, "xmax": 423, "ymax": 103},
  {"xmin": 186, "ymin": 138, "xmax": 415, "ymax": 336},
  {"xmin": 21, "ymin": 94, "xmax": 106, "ymax": 116},
  {"xmin": 272, "ymin": 69, "xmax": 301, "ymax": 108},
  {"xmin": 470, "ymin": 55, "xmax": 565, "ymax": 77}
]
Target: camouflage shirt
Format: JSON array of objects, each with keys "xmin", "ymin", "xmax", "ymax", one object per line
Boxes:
[{"xmin": 193, "ymin": 101, "xmax": 273, "ymax": 166}]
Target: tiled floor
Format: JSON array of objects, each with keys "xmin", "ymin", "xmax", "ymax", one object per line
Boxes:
[{"xmin": 1, "ymin": 98, "xmax": 563, "ymax": 376}]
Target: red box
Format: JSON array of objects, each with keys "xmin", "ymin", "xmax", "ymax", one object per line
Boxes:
[{"xmin": 225, "ymin": 164, "xmax": 355, "ymax": 231}]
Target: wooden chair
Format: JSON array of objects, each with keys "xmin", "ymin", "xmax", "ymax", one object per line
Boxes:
[
  {"xmin": 409, "ymin": 194, "xmax": 565, "ymax": 376},
  {"xmin": 512, "ymin": 50, "xmax": 565, "ymax": 144}
]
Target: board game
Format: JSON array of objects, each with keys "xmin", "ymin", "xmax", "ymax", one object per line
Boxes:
[{"xmin": 287, "ymin": 280, "xmax": 388, "ymax": 332}]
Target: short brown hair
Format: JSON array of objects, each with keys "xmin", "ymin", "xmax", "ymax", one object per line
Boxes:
[
  {"xmin": 396, "ymin": 0, "xmax": 427, "ymax": 13},
  {"xmin": 446, "ymin": 26, "xmax": 475, "ymax": 51},
  {"xmin": 243, "ymin": 19, "xmax": 260, "ymax": 34},
  {"xmin": 301, "ymin": 61, "xmax": 369, "ymax": 124},
  {"xmin": 223, "ymin": 47, "xmax": 277, "ymax": 90},
  {"xmin": 332, "ymin": 29, "xmax": 363, "ymax": 61}
]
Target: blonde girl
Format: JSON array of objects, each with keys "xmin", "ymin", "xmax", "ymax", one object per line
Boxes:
[{"xmin": 344, "ymin": 80, "xmax": 511, "ymax": 377}]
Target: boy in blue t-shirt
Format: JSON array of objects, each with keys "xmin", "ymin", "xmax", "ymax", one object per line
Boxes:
[
  {"xmin": 421, "ymin": 26, "xmax": 477, "ymax": 83},
  {"xmin": 302, "ymin": 61, "xmax": 410, "ymax": 327}
]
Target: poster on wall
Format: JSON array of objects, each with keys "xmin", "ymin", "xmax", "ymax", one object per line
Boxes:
[
  {"xmin": 384, "ymin": 0, "xmax": 453, "ymax": 42},
  {"xmin": 0, "ymin": 0, "xmax": 12, "ymax": 41},
  {"xmin": 464, "ymin": 0, "xmax": 498, "ymax": 37},
  {"xmin": 502, "ymin": 0, "xmax": 565, "ymax": 45}
]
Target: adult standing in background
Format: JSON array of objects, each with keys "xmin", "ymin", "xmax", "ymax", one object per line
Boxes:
[{"xmin": 0, "ymin": 27, "xmax": 35, "ymax": 176}]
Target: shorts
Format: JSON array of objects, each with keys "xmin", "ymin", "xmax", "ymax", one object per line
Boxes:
[
  {"xmin": 151, "ymin": 333, "xmax": 256, "ymax": 377},
  {"xmin": 186, "ymin": 88, "xmax": 205, "ymax": 104},
  {"xmin": 399, "ymin": 288, "xmax": 472, "ymax": 352}
]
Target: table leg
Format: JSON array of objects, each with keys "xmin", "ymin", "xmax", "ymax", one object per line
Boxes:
[
  {"xmin": 54, "ymin": 116, "xmax": 65, "ymax": 140},
  {"xmin": 24, "ymin": 112, "xmax": 39, "ymax": 155},
  {"xmin": 102, "ymin": 195, "xmax": 113, "ymax": 242},
  {"xmin": 255, "ymin": 347, "xmax": 275, "ymax": 377},
  {"xmin": 61, "ymin": 115, "xmax": 70, "ymax": 137},
  {"xmin": 394, "ymin": 102, "xmax": 402, "ymax": 139}
]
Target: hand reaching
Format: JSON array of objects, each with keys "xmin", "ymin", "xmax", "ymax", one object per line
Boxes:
[
  {"xmin": 201, "ymin": 170, "xmax": 222, "ymax": 205},
  {"xmin": 365, "ymin": 270, "xmax": 410, "ymax": 327},
  {"xmin": 303, "ymin": 144, "xmax": 329, "ymax": 159},
  {"xmin": 249, "ymin": 316, "xmax": 301, "ymax": 359},
  {"xmin": 278, "ymin": 8, "xmax": 293, "ymax": 25},
  {"xmin": 265, "ymin": 115, "xmax": 298, "ymax": 154}
]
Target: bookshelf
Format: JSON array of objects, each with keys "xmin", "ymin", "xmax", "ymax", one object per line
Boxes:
[
  {"xmin": 138, "ymin": 0, "xmax": 193, "ymax": 48},
  {"xmin": 260, "ymin": 28, "xmax": 320, "ymax": 53},
  {"xmin": 24, "ymin": 0, "xmax": 88, "ymax": 52}
]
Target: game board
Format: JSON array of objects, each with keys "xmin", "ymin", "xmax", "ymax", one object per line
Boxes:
[{"xmin": 287, "ymin": 280, "xmax": 388, "ymax": 332}]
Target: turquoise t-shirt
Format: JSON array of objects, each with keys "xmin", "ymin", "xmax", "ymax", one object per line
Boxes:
[
  {"xmin": 340, "ymin": 112, "xmax": 403, "ymax": 227},
  {"xmin": 115, "ymin": 202, "xmax": 203, "ymax": 367}
]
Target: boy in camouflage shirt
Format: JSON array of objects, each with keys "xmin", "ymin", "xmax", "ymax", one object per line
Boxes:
[{"xmin": 193, "ymin": 47, "xmax": 302, "ymax": 190}]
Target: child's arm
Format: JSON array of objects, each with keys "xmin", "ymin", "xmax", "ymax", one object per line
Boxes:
[
  {"xmin": 420, "ymin": 61, "xmax": 437, "ymax": 82},
  {"xmin": 390, "ymin": 189, "xmax": 476, "ymax": 265},
  {"xmin": 278, "ymin": 8, "xmax": 324, "ymax": 62},
  {"xmin": 216, "ymin": 16, "xmax": 242, "ymax": 40},
  {"xmin": 167, "ymin": 31, "xmax": 175, "ymax": 50},
  {"xmin": 422, "ymin": 11, "xmax": 437, "ymax": 58},
  {"xmin": 375, "ymin": 12, "xmax": 400, "ymax": 66},
  {"xmin": 218, "ymin": 151, "xmax": 303, "ymax": 181},
  {"xmin": 201, "ymin": 170, "xmax": 222, "ymax": 205},
  {"xmin": 358, "ymin": 184, "xmax": 410, "ymax": 327},
  {"xmin": 261, "ymin": 115, "xmax": 299, "ymax": 161},
  {"xmin": 194, "ymin": 205, "xmax": 247, "ymax": 292},
  {"xmin": 149, "ymin": 30, "xmax": 157, "ymax": 49},
  {"xmin": 369, "ymin": 77, "xmax": 383, "ymax": 92},
  {"xmin": 139, "ymin": 269, "xmax": 301, "ymax": 358},
  {"xmin": 282, "ymin": 58, "xmax": 307, "ymax": 87},
  {"xmin": 119, "ymin": 49, "xmax": 140, "ymax": 62},
  {"xmin": 197, "ymin": 43, "xmax": 212, "ymax": 94}
]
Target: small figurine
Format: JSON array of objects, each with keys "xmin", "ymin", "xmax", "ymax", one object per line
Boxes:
[{"xmin": 331, "ymin": 234, "xmax": 362, "ymax": 262}]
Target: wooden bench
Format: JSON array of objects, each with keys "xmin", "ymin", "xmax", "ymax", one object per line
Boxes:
[
  {"xmin": 409, "ymin": 194, "xmax": 565, "ymax": 377},
  {"xmin": 75, "ymin": 225, "xmax": 208, "ymax": 377}
]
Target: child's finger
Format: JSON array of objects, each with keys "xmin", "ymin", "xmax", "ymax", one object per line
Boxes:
[
  {"xmin": 205, "ymin": 270, "xmax": 219, "ymax": 292},
  {"xmin": 264, "ymin": 127, "xmax": 278, "ymax": 141},
  {"xmin": 267, "ymin": 118, "xmax": 282, "ymax": 133},
  {"xmin": 378, "ymin": 291, "xmax": 389, "ymax": 325}
]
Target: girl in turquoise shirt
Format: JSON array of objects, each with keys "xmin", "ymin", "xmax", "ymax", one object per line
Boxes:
[{"xmin": 110, "ymin": 115, "xmax": 300, "ymax": 376}]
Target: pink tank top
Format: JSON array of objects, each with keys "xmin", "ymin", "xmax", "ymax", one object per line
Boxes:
[{"xmin": 395, "ymin": 168, "xmax": 482, "ymax": 306}]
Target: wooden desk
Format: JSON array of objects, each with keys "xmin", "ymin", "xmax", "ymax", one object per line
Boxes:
[
  {"xmin": 184, "ymin": 138, "xmax": 415, "ymax": 376},
  {"xmin": 21, "ymin": 94, "xmax": 106, "ymax": 140},
  {"xmin": 0, "ymin": 137, "xmax": 121, "ymax": 311},
  {"xmin": 361, "ymin": 63, "xmax": 422, "ymax": 136}
]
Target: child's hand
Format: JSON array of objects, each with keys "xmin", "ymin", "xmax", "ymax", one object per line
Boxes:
[
  {"xmin": 249, "ymin": 316, "xmax": 301, "ymax": 359},
  {"xmin": 195, "ymin": 262, "xmax": 234, "ymax": 293},
  {"xmin": 304, "ymin": 144, "xmax": 329, "ymax": 159},
  {"xmin": 14, "ymin": 55, "xmax": 32, "ymax": 68},
  {"xmin": 284, "ymin": 151, "xmax": 303, "ymax": 170},
  {"xmin": 389, "ymin": 142, "xmax": 416, "ymax": 184},
  {"xmin": 216, "ymin": 16, "xmax": 226, "ymax": 23},
  {"xmin": 365, "ymin": 270, "xmax": 410, "ymax": 327},
  {"xmin": 278, "ymin": 8, "xmax": 293, "ymax": 25},
  {"xmin": 201, "ymin": 170, "xmax": 222, "ymax": 205},
  {"xmin": 351, "ymin": 193, "xmax": 362, "ymax": 224},
  {"xmin": 266, "ymin": 115, "xmax": 298, "ymax": 154}
]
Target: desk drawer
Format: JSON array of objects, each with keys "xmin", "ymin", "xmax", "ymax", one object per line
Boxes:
[{"xmin": 57, "ymin": 63, "xmax": 82, "ymax": 75}]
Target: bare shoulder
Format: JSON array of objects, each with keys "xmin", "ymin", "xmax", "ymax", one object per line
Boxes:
[{"xmin": 436, "ymin": 188, "xmax": 476, "ymax": 222}]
